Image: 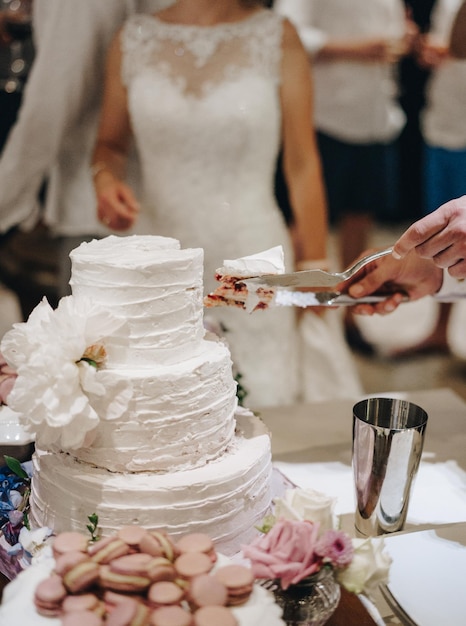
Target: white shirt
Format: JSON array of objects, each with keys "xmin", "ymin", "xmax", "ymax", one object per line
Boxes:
[
  {"xmin": 0, "ymin": 0, "xmax": 174, "ymax": 237},
  {"xmin": 421, "ymin": 0, "xmax": 466, "ymax": 149},
  {"xmin": 274, "ymin": 0, "xmax": 406, "ymax": 143},
  {"xmin": 436, "ymin": 270, "xmax": 466, "ymax": 299}
]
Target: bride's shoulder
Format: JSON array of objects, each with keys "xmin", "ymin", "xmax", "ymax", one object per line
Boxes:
[{"xmin": 279, "ymin": 16, "xmax": 303, "ymax": 50}]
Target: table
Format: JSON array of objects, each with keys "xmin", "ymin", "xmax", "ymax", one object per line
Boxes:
[
  {"xmin": 1, "ymin": 387, "xmax": 465, "ymax": 625},
  {"xmin": 258, "ymin": 387, "xmax": 466, "ymax": 625}
]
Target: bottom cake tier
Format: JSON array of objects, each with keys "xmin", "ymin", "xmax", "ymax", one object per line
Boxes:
[{"xmin": 29, "ymin": 411, "xmax": 272, "ymax": 556}]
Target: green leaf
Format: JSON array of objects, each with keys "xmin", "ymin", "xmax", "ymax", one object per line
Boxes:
[
  {"xmin": 4, "ymin": 455, "xmax": 29, "ymax": 480},
  {"xmin": 80, "ymin": 358, "xmax": 98, "ymax": 368},
  {"xmin": 86, "ymin": 513, "xmax": 100, "ymax": 542},
  {"xmin": 234, "ymin": 372, "xmax": 248, "ymax": 406},
  {"xmin": 255, "ymin": 514, "xmax": 277, "ymax": 534},
  {"xmin": 88, "ymin": 513, "xmax": 98, "ymax": 526}
]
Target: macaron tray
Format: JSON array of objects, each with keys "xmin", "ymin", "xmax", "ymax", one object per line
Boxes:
[{"xmin": 1, "ymin": 526, "xmax": 285, "ymax": 626}]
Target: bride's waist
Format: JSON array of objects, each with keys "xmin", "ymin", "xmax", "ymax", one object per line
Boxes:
[{"xmin": 142, "ymin": 185, "xmax": 277, "ymax": 211}]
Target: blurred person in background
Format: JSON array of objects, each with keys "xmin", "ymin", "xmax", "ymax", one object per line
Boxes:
[
  {"xmin": 337, "ymin": 2, "xmax": 466, "ymax": 314},
  {"xmin": 0, "ymin": 0, "xmax": 36, "ymax": 321},
  {"xmin": 274, "ymin": 0, "xmax": 417, "ymax": 355},
  {"xmin": 0, "ymin": 0, "xmax": 175, "ymax": 310},
  {"xmin": 392, "ymin": 0, "xmax": 466, "ymax": 357},
  {"xmin": 0, "ymin": 0, "xmax": 33, "ymax": 150},
  {"xmin": 398, "ymin": 0, "xmax": 436, "ymax": 224}
]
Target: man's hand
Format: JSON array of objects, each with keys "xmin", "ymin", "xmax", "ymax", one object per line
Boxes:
[
  {"xmin": 392, "ymin": 196, "xmax": 466, "ymax": 279},
  {"xmin": 346, "ymin": 250, "xmax": 443, "ymax": 316}
]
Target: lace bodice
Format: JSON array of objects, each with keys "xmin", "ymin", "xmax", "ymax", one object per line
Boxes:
[{"xmin": 122, "ymin": 10, "xmax": 282, "ymax": 98}]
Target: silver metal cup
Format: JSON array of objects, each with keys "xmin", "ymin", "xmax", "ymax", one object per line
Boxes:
[{"xmin": 352, "ymin": 397, "xmax": 428, "ymax": 536}]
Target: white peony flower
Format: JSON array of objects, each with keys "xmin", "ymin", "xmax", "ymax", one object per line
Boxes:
[
  {"xmin": 274, "ymin": 487, "xmax": 338, "ymax": 531},
  {"xmin": 0, "ymin": 296, "xmax": 132, "ymax": 450},
  {"xmin": 336, "ymin": 537, "xmax": 392, "ymax": 599}
]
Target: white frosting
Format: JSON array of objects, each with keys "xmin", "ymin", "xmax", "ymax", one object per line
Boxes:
[
  {"xmin": 0, "ymin": 553, "xmax": 285, "ymax": 626},
  {"xmin": 68, "ymin": 338, "xmax": 237, "ymax": 473},
  {"xmin": 70, "ymin": 235, "xmax": 206, "ymax": 366},
  {"xmin": 219, "ymin": 245, "xmax": 285, "ymax": 277},
  {"xmin": 30, "ymin": 412, "xmax": 272, "ymax": 556},
  {"xmin": 28, "ymin": 234, "xmax": 272, "ymax": 557}
]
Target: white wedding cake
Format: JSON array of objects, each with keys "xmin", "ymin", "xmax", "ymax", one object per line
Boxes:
[{"xmin": 2, "ymin": 235, "xmax": 272, "ymax": 555}]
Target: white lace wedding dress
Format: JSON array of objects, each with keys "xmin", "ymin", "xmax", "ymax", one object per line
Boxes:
[{"xmin": 121, "ymin": 9, "xmax": 363, "ymax": 406}]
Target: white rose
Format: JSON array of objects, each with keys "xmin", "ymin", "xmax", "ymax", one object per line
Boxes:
[
  {"xmin": 18, "ymin": 526, "xmax": 54, "ymax": 564},
  {"xmin": 274, "ymin": 488, "xmax": 337, "ymax": 531},
  {"xmin": 336, "ymin": 537, "xmax": 392, "ymax": 599}
]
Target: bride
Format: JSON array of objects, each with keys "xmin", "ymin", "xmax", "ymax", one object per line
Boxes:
[{"xmin": 91, "ymin": 0, "xmax": 362, "ymax": 406}]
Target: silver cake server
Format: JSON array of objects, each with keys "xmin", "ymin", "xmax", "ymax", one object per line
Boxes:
[
  {"xmin": 244, "ymin": 247, "xmax": 394, "ymax": 290},
  {"xmin": 274, "ymin": 290, "xmax": 404, "ymax": 307}
]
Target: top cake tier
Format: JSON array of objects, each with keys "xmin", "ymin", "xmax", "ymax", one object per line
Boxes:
[{"xmin": 69, "ymin": 235, "xmax": 206, "ymax": 366}]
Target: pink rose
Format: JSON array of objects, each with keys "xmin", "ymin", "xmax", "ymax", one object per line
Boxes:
[
  {"xmin": 0, "ymin": 353, "xmax": 17, "ymax": 405},
  {"xmin": 316, "ymin": 529, "xmax": 354, "ymax": 568},
  {"xmin": 0, "ymin": 375, "xmax": 16, "ymax": 404},
  {"xmin": 243, "ymin": 519, "xmax": 322, "ymax": 589}
]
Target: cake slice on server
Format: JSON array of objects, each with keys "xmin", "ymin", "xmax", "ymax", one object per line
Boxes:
[
  {"xmin": 204, "ymin": 246, "xmax": 285, "ymax": 312},
  {"xmin": 204, "ymin": 246, "xmax": 391, "ymax": 309}
]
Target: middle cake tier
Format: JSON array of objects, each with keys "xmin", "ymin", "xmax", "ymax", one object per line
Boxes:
[{"xmin": 69, "ymin": 335, "xmax": 237, "ymax": 473}]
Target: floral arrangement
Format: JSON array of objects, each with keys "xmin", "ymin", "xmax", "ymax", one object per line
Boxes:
[
  {"xmin": 0, "ymin": 456, "xmax": 32, "ymax": 547},
  {"xmin": 0, "ymin": 296, "xmax": 133, "ymax": 450},
  {"xmin": 242, "ymin": 488, "xmax": 391, "ymax": 599}
]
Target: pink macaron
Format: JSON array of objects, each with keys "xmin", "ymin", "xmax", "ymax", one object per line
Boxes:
[
  {"xmin": 63, "ymin": 560, "xmax": 100, "ymax": 593},
  {"xmin": 103, "ymin": 590, "xmax": 143, "ymax": 614},
  {"xmin": 52, "ymin": 532, "xmax": 89, "ymax": 558},
  {"xmin": 61, "ymin": 592, "xmax": 103, "ymax": 615},
  {"xmin": 147, "ymin": 581, "xmax": 185, "ymax": 609},
  {"xmin": 99, "ymin": 564, "xmax": 151, "ymax": 593},
  {"xmin": 147, "ymin": 557, "xmax": 177, "ymax": 583},
  {"xmin": 150, "ymin": 605, "xmax": 194, "ymax": 626},
  {"xmin": 176, "ymin": 534, "xmax": 217, "ymax": 564},
  {"xmin": 89, "ymin": 536, "xmax": 132, "ymax": 564},
  {"xmin": 33, "ymin": 575, "xmax": 67, "ymax": 617},
  {"xmin": 117, "ymin": 525, "xmax": 149, "ymax": 549},
  {"xmin": 187, "ymin": 574, "xmax": 227, "ymax": 609},
  {"xmin": 193, "ymin": 606, "xmax": 238, "ymax": 626},
  {"xmin": 61, "ymin": 610, "xmax": 104, "ymax": 626},
  {"xmin": 109, "ymin": 552, "xmax": 153, "ymax": 577},
  {"xmin": 174, "ymin": 553, "xmax": 213, "ymax": 580},
  {"xmin": 54, "ymin": 550, "xmax": 90, "ymax": 577},
  {"xmin": 106, "ymin": 598, "xmax": 150, "ymax": 626},
  {"xmin": 213, "ymin": 564, "xmax": 254, "ymax": 606},
  {"xmin": 139, "ymin": 531, "xmax": 178, "ymax": 561}
]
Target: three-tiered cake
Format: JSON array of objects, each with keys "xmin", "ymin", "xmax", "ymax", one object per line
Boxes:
[{"xmin": 4, "ymin": 235, "xmax": 272, "ymax": 554}]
